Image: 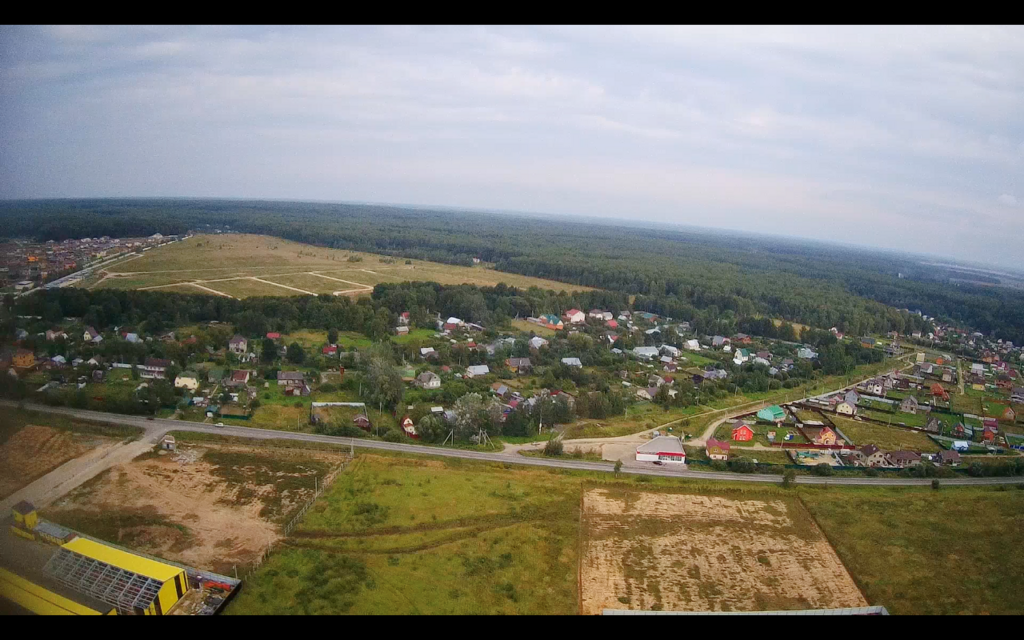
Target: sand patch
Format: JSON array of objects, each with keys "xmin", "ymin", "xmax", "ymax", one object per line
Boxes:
[{"xmin": 580, "ymin": 488, "xmax": 867, "ymax": 614}]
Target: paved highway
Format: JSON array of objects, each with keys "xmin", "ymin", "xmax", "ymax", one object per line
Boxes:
[{"xmin": 5, "ymin": 400, "xmax": 1022, "ymax": 488}]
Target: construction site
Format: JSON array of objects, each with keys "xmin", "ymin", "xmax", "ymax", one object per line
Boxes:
[{"xmin": 1, "ymin": 500, "xmax": 241, "ymax": 615}]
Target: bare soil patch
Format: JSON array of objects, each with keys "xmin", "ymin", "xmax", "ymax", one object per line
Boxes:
[
  {"xmin": 0, "ymin": 426, "xmax": 102, "ymax": 499},
  {"xmin": 580, "ymin": 488, "xmax": 867, "ymax": 614},
  {"xmin": 44, "ymin": 444, "xmax": 346, "ymax": 574}
]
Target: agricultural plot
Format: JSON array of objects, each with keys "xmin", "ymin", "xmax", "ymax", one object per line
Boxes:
[
  {"xmin": 42, "ymin": 442, "xmax": 342, "ymax": 576},
  {"xmin": 580, "ymin": 488, "xmax": 867, "ymax": 613},
  {"xmin": 226, "ymin": 453, "xmax": 580, "ymax": 615},
  {"xmin": 0, "ymin": 425, "xmax": 105, "ymax": 500},
  {"xmin": 802, "ymin": 486, "xmax": 1024, "ymax": 615},
  {"xmin": 87, "ymin": 234, "xmax": 589, "ymax": 297},
  {"xmin": 830, "ymin": 417, "xmax": 941, "ymax": 453}
]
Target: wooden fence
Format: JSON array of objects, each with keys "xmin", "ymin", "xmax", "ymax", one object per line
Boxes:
[{"xmin": 241, "ymin": 456, "xmax": 351, "ymax": 581}]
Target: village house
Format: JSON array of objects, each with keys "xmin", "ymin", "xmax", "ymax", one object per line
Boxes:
[
  {"xmin": 561, "ymin": 357, "xmax": 583, "ymax": 368},
  {"xmin": 398, "ymin": 312, "xmax": 410, "ymax": 326},
  {"xmin": 705, "ymin": 438, "xmax": 730, "ymax": 461},
  {"xmin": 277, "ymin": 371, "xmax": 305, "ymax": 386},
  {"xmin": 935, "ymin": 449, "xmax": 961, "ymax": 466},
  {"xmin": 900, "ymin": 395, "xmax": 919, "ymax": 414},
  {"xmin": 400, "ymin": 416, "xmax": 417, "ymax": 437},
  {"xmin": 803, "ymin": 426, "xmax": 837, "ymax": 445},
  {"xmin": 174, "ymin": 371, "xmax": 200, "ymax": 392},
  {"xmin": 506, "ymin": 357, "xmax": 532, "ymax": 375},
  {"xmin": 632, "ymin": 346, "xmax": 660, "ymax": 360},
  {"xmin": 465, "ymin": 364, "xmax": 490, "ymax": 378},
  {"xmin": 13, "ymin": 348, "xmax": 35, "ymax": 369},
  {"xmin": 82, "ymin": 326, "xmax": 101, "ymax": 342},
  {"xmin": 733, "ymin": 333, "xmax": 752, "ymax": 345},
  {"xmin": 139, "ymin": 357, "xmax": 171, "ymax": 380},
  {"xmin": 797, "ymin": 347, "xmax": 818, "ymax": 359},
  {"xmin": 924, "ymin": 417, "xmax": 944, "ymax": 434},
  {"xmin": 835, "ymin": 401, "xmax": 857, "ymax": 416},
  {"xmin": 888, "ymin": 450, "xmax": 922, "ymax": 468},
  {"xmin": 528, "ymin": 336, "xmax": 549, "ymax": 350},
  {"xmin": 323, "ymin": 345, "xmax": 338, "ymax": 356},
  {"xmin": 1002, "ymin": 406, "xmax": 1016, "ymax": 422},
  {"xmin": 684, "ymin": 339, "xmax": 701, "ymax": 351},
  {"xmin": 856, "ymin": 444, "xmax": 891, "ymax": 467},
  {"xmin": 757, "ymin": 405, "xmax": 786, "ymax": 423},
  {"xmin": 635, "ymin": 388, "xmax": 653, "ymax": 401},
  {"xmin": 226, "ymin": 369, "xmax": 251, "ymax": 388},
  {"xmin": 731, "ymin": 423, "xmax": 754, "ymax": 441},
  {"xmin": 228, "ymin": 335, "xmax": 247, "ymax": 355},
  {"xmin": 416, "ymin": 371, "xmax": 441, "ymax": 389},
  {"xmin": 860, "ymin": 337, "xmax": 877, "ymax": 349},
  {"xmin": 563, "ymin": 309, "xmax": 586, "ymax": 324}
]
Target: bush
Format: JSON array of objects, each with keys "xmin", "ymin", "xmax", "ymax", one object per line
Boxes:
[
  {"xmin": 250, "ymin": 399, "xmax": 261, "ymax": 410},
  {"xmin": 543, "ymin": 438, "xmax": 564, "ymax": 456},
  {"xmin": 781, "ymin": 469, "xmax": 796, "ymax": 488},
  {"xmin": 728, "ymin": 457, "xmax": 756, "ymax": 473},
  {"xmin": 710, "ymin": 460, "xmax": 728, "ymax": 472},
  {"xmin": 319, "ymin": 383, "xmax": 337, "ymax": 393},
  {"xmin": 931, "ymin": 479, "xmax": 941, "ymax": 490},
  {"xmin": 813, "ymin": 463, "xmax": 833, "ymax": 477},
  {"xmin": 864, "ymin": 467, "xmax": 879, "ymax": 477},
  {"xmin": 614, "ymin": 460, "xmax": 622, "ymax": 476},
  {"xmin": 968, "ymin": 462, "xmax": 984, "ymax": 477},
  {"xmin": 293, "ymin": 400, "xmax": 303, "ymax": 408},
  {"xmin": 381, "ymin": 429, "xmax": 405, "ymax": 443}
]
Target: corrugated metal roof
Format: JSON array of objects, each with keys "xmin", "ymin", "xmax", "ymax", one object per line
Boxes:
[{"xmin": 60, "ymin": 538, "xmax": 183, "ymax": 582}]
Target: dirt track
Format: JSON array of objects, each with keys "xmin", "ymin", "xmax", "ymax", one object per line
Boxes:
[{"xmin": 580, "ymin": 488, "xmax": 867, "ymax": 613}]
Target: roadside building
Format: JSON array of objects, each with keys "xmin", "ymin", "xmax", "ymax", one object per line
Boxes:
[
  {"xmin": 731, "ymin": 423, "xmax": 754, "ymax": 441},
  {"xmin": 635, "ymin": 436, "xmax": 686, "ymax": 464},
  {"xmin": 705, "ymin": 438, "xmax": 730, "ymax": 461}
]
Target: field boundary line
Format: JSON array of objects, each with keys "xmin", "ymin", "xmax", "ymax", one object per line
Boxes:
[
  {"xmin": 307, "ymin": 272, "xmax": 374, "ymax": 289},
  {"xmin": 795, "ymin": 494, "xmax": 873, "ymax": 609},
  {"xmin": 250, "ymin": 276, "xmax": 315, "ymax": 295}
]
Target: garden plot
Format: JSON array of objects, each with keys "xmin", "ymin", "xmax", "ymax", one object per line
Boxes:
[{"xmin": 580, "ymin": 488, "xmax": 867, "ymax": 614}]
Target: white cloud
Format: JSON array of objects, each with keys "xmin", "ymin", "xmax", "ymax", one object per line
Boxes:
[
  {"xmin": 2, "ymin": 25, "xmax": 1024, "ymax": 268},
  {"xmin": 998, "ymin": 194, "xmax": 1018, "ymax": 206}
]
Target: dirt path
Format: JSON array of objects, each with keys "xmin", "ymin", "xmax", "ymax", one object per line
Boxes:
[{"xmin": 0, "ymin": 438, "xmax": 154, "ymax": 514}]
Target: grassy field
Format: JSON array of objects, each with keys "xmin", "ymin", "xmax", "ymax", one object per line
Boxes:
[
  {"xmin": 223, "ymin": 445, "xmax": 1024, "ymax": 615},
  {"xmin": 89, "ymin": 234, "xmax": 591, "ymax": 297},
  {"xmin": 801, "ymin": 485, "xmax": 1024, "ymax": 615},
  {"xmin": 225, "ymin": 453, "xmax": 581, "ymax": 614},
  {"xmin": 830, "ymin": 416, "xmax": 941, "ymax": 452},
  {"xmin": 510, "ymin": 319, "xmax": 558, "ymax": 336}
]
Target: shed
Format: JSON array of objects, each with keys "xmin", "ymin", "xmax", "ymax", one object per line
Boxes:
[
  {"xmin": 12, "ymin": 500, "xmax": 38, "ymax": 530},
  {"xmin": 160, "ymin": 435, "xmax": 176, "ymax": 452}
]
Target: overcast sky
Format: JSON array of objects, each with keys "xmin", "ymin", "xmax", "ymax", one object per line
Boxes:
[{"xmin": 1, "ymin": 25, "xmax": 1022, "ymax": 267}]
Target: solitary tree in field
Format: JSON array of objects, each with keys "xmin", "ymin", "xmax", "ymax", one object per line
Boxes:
[
  {"xmin": 287, "ymin": 342, "xmax": 306, "ymax": 364},
  {"xmin": 328, "ymin": 328, "xmax": 338, "ymax": 345},
  {"xmin": 614, "ymin": 460, "xmax": 622, "ymax": 476}
]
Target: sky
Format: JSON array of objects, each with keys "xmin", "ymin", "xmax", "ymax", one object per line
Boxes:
[{"xmin": 1, "ymin": 25, "xmax": 1022, "ymax": 268}]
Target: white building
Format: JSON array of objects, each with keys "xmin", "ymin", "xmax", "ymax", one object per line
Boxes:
[
  {"xmin": 684, "ymin": 339, "xmax": 701, "ymax": 351},
  {"xmin": 465, "ymin": 365, "xmax": 490, "ymax": 378},
  {"xmin": 174, "ymin": 372, "xmax": 200, "ymax": 392},
  {"xmin": 633, "ymin": 346, "xmax": 660, "ymax": 360},
  {"xmin": 635, "ymin": 436, "xmax": 686, "ymax": 464},
  {"xmin": 561, "ymin": 357, "xmax": 583, "ymax": 368}
]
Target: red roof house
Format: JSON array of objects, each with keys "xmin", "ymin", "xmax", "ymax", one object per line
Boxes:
[
  {"xmin": 322, "ymin": 345, "xmax": 338, "ymax": 355},
  {"xmin": 266, "ymin": 332, "xmax": 281, "ymax": 339}
]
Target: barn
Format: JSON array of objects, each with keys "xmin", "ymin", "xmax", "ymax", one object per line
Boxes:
[
  {"xmin": 44, "ymin": 538, "xmax": 191, "ymax": 615},
  {"xmin": 635, "ymin": 436, "xmax": 686, "ymax": 464}
]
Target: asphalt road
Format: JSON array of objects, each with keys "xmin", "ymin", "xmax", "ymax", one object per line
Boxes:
[{"xmin": 5, "ymin": 400, "xmax": 1022, "ymax": 488}]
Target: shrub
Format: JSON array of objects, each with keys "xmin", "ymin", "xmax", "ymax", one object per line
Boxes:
[
  {"xmin": 319, "ymin": 383, "xmax": 337, "ymax": 393},
  {"xmin": 381, "ymin": 429, "xmax": 404, "ymax": 443},
  {"xmin": 931, "ymin": 479, "xmax": 941, "ymax": 490},
  {"xmin": 728, "ymin": 457, "xmax": 756, "ymax": 473},
  {"xmin": 710, "ymin": 460, "xmax": 728, "ymax": 472},
  {"xmin": 781, "ymin": 469, "xmax": 796, "ymax": 488},
  {"xmin": 864, "ymin": 467, "xmax": 879, "ymax": 477},
  {"xmin": 813, "ymin": 463, "xmax": 833, "ymax": 477},
  {"xmin": 293, "ymin": 400, "xmax": 303, "ymax": 408},
  {"xmin": 543, "ymin": 438, "xmax": 564, "ymax": 456},
  {"xmin": 968, "ymin": 462, "xmax": 984, "ymax": 477},
  {"xmin": 614, "ymin": 460, "xmax": 622, "ymax": 476}
]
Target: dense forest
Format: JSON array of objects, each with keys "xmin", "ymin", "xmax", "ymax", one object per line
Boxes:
[{"xmin": 2, "ymin": 199, "xmax": 1021, "ymax": 342}]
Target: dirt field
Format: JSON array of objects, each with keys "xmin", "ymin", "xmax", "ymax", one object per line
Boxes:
[
  {"xmin": 84, "ymin": 234, "xmax": 590, "ymax": 297},
  {"xmin": 43, "ymin": 444, "xmax": 346, "ymax": 575},
  {"xmin": 580, "ymin": 488, "xmax": 867, "ymax": 613},
  {"xmin": 0, "ymin": 426, "xmax": 103, "ymax": 499}
]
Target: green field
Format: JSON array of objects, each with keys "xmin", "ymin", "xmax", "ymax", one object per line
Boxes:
[
  {"xmin": 830, "ymin": 416, "xmax": 941, "ymax": 452},
  {"xmin": 225, "ymin": 453, "xmax": 581, "ymax": 614},
  {"xmin": 88, "ymin": 234, "xmax": 590, "ymax": 297},
  {"xmin": 221, "ymin": 445, "xmax": 1024, "ymax": 615},
  {"xmin": 510, "ymin": 319, "xmax": 557, "ymax": 336},
  {"xmin": 801, "ymin": 485, "xmax": 1024, "ymax": 615}
]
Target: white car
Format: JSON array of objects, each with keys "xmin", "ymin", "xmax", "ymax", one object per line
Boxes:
[{"xmin": 215, "ymin": 422, "xmax": 225, "ymax": 427}]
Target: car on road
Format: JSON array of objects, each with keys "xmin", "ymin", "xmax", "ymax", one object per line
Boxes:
[
  {"xmin": 147, "ymin": 417, "xmax": 155, "ymax": 420},
  {"xmin": 215, "ymin": 422, "xmax": 224, "ymax": 427},
  {"xmin": 652, "ymin": 460, "xmax": 664, "ymax": 466}
]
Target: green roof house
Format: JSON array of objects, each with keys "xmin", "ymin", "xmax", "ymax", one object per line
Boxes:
[{"xmin": 757, "ymin": 405, "xmax": 786, "ymax": 423}]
